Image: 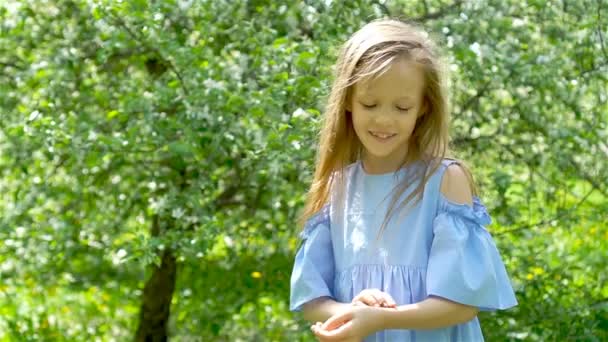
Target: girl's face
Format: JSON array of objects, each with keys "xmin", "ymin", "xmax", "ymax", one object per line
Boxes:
[{"xmin": 349, "ymin": 57, "xmax": 426, "ymax": 173}]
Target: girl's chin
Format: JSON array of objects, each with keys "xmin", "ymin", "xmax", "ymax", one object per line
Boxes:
[
  {"xmin": 362, "ymin": 139, "xmax": 399, "ymax": 154},
  {"xmin": 362, "ymin": 147, "xmax": 397, "ymax": 159}
]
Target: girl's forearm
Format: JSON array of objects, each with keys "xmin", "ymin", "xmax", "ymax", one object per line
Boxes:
[
  {"xmin": 378, "ymin": 296, "xmax": 479, "ymax": 330},
  {"xmin": 302, "ymin": 297, "xmax": 351, "ymax": 323}
]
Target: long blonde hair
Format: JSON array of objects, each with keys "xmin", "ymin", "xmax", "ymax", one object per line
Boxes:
[{"xmin": 300, "ymin": 18, "xmax": 478, "ymax": 234}]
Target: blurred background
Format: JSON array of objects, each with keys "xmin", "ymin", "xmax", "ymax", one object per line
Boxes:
[{"xmin": 0, "ymin": 0, "xmax": 606, "ymax": 340}]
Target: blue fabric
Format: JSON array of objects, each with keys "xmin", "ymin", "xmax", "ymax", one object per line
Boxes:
[
  {"xmin": 427, "ymin": 194, "xmax": 518, "ymax": 311},
  {"xmin": 289, "ymin": 159, "xmax": 518, "ymax": 341},
  {"xmin": 289, "ymin": 205, "xmax": 335, "ymax": 312}
]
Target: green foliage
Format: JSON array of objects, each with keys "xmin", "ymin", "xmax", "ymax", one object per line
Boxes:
[{"xmin": 0, "ymin": 0, "xmax": 606, "ymax": 340}]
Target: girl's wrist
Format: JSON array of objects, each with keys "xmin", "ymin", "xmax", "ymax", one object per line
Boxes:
[
  {"xmin": 372, "ymin": 305, "xmax": 400, "ymax": 331},
  {"xmin": 326, "ymin": 301, "xmax": 354, "ymax": 319},
  {"xmin": 367, "ymin": 305, "xmax": 395, "ymax": 332}
]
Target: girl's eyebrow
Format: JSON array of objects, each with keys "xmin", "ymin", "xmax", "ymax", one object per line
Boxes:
[{"xmin": 359, "ymin": 94, "xmax": 414, "ymax": 101}]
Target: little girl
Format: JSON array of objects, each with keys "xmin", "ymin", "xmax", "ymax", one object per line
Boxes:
[{"xmin": 289, "ymin": 18, "xmax": 518, "ymax": 341}]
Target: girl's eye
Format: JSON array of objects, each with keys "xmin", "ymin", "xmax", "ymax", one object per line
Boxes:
[{"xmin": 360, "ymin": 103, "xmax": 411, "ymax": 112}]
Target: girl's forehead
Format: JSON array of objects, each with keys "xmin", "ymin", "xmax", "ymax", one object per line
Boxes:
[
  {"xmin": 356, "ymin": 85, "xmax": 415, "ymax": 101},
  {"xmin": 353, "ymin": 61, "xmax": 424, "ymax": 99}
]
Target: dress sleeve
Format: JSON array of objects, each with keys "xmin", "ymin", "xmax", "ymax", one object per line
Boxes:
[
  {"xmin": 426, "ymin": 195, "xmax": 518, "ymax": 311},
  {"xmin": 289, "ymin": 205, "xmax": 335, "ymax": 312}
]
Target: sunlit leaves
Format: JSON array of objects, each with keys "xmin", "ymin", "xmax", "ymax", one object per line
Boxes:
[{"xmin": 0, "ymin": 0, "xmax": 606, "ymax": 340}]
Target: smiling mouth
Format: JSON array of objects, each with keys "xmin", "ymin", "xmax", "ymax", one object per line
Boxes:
[{"xmin": 369, "ymin": 131, "xmax": 396, "ymax": 139}]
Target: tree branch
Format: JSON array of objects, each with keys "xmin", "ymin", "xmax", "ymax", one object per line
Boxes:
[
  {"xmin": 494, "ymin": 185, "xmax": 595, "ymax": 235},
  {"xmin": 514, "ymin": 106, "xmax": 608, "ymax": 198},
  {"xmin": 451, "ymin": 79, "xmax": 493, "ymax": 121},
  {"xmin": 371, "ymin": 0, "xmax": 392, "ymax": 16},
  {"xmin": 451, "ymin": 72, "xmax": 606, "ymax": 236},
  {"xmin": 105, "ymin": 10, "xmax": 190, "ymax": 96}
]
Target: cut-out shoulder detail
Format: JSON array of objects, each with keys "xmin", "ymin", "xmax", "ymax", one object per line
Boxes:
[
  {"xmin": 438, "ymin": 193, "xmax": 492, "ymax": 226},
  {"xmin": 440, "ymin": 162, "xmax": 474, "ymax": 207}
]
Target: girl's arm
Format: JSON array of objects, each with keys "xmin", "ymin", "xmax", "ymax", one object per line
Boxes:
[
  {"xmin": 378, "ymin": 296, "xmax": 479, "ymax": 330},
  {"xmin": 303, "ymin": 297, "xmax": 352, "ymax": 323},
  {"xmin": 312, "ymin": 297, "xmax": 478, "ymax": 340}
]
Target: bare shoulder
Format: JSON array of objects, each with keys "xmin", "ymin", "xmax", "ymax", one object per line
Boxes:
[{"xmin": 439, "ymin": 163, "xmax": 474, "ymax": 206}]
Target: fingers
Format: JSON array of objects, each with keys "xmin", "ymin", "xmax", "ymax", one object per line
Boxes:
[
  {"xmin": 352, "ymin": 300, "xmax": 365, "ymax": 306},
  {"xmin": 313, "ymin": 322, "xmax": 335, "ymax": 342},
  {"xmin": 370, "ymin": 289, "xmax": 396, "ymax": 308},
  {"xmin": 353, "ymin": 294, "xmax": 377, "ymax": 307},
  {"xmin": 313, "ymin": 321, "xmax": 353, "ymax": 340},
  {"xmin": 378, "ymin": 290, "xmax": 397, "ymax": 308},
  {"xmin": 322, "ymin": 310, "xmax": 353, "ymax": 331},
  {"xmin": 351, "ymin": 290, "xmax": 381, "ymax": 307},
  {"xmin": 368, "ymin": 292, "xmax": 382, "ymax": 306},
  {"xmin": 352, "ymin": 289, "xmax": 397, "ymax": 308},
  {"xmin": 312, "ymin": 322, "xmax": 324, "ymax": 341}
]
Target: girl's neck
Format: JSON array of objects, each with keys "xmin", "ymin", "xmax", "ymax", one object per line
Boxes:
[{"xmin": 361, "ymin": 153, "xmax": 411, "ymax": 175}]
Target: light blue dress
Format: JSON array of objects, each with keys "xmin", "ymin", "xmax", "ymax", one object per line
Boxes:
[{"xmin": 290, "ymin": 158, "xmax": 518, "ymax": 341}]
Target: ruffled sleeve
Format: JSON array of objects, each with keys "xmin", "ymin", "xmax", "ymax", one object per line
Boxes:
[
  {"xmin": 426, "ymin": 195, "xmax": 518, "ymax": 311},
  {"xmin": 289, "ymin": 205, "xmax": 335, "ymax": 312}
]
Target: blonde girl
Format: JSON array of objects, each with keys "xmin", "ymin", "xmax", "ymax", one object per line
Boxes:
[{"xmin": 289, "ymin": 18, "xmax": 517, "ymax": 341}]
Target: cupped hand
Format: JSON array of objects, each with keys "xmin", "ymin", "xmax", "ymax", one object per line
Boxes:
[
  {"xmin": 311, "ymin": 322, "xmax": 361, "ymax": 342},
  {"xmin": 351, "ymin": 288, "xmax": 397, "ymax": 309},
  {"xmin": 311, "ymin": 305, "xmax": 382, "ymax": 341}
]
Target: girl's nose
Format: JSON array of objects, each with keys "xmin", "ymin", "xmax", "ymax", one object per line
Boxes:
[{"xmin": 372, "ymin": 112, "xmax": 392, "ymax": 126}]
